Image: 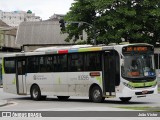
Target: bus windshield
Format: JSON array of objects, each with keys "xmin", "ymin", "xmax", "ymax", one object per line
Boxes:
[{"xmin": 122, "ymin": 54, "xmax": 156, "ymax": 79}]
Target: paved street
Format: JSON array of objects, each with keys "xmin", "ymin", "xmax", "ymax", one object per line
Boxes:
[
  {"xmin": 0, "ymin": 88, "xmax": 160, "ymax": 111},
  {"xmin": 0, "ymin": 88, "xmax": 160, "ymax": 120}
]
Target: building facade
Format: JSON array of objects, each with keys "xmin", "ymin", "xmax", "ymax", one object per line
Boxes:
[
  {"xmin": 0, "ymin": 10, "xmax": 41, "ymax": 27},
  {"xmin": 48, "ymin": 14, "xmax": 65, "ymax": 21},
  {"xmin": 16, "ymin": 16, "xmax": 87, "ymax": 52},
  {"xmin": 0, "ymin": 20, "xmax": 21, "ymax": 85}
]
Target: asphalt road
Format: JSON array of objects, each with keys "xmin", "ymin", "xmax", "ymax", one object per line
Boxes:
[
  {"xmin": 0, "ymin": 88, "xmax": 160, "ymax": 120},
  {"xmin": 0, "ymin": 88, "xmax": 160, "ymax": 111}
]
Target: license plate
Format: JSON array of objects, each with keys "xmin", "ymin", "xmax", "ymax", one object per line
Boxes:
[{"xmin": 142, "ymin": 90, "xmax": 148, "ymax": 94}]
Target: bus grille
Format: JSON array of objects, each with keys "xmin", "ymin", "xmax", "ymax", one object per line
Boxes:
[{"xmin": 135, "ymin": 90, "xmax": 154, "ymax": 95}]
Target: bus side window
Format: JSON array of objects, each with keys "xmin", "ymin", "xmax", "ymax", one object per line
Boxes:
[
  {"xmin": 60, "ymin": 55, "xmax": 67, "ymax": 72},
  {"xmin": 4, "ymin": 58, "xmax": 16, "ymax": 74},
  {"xmin": 54, "ymin": 55, "xmax": 67, "ymax": 72},
  {"xmin": 27, "ymin": 57, "xmax": 39, "ymax": 73},
  {"xmin": 46, "ymin": 56, "xmax": 53, "ymax": 72},
  {"xmin": 85, "ymin": 52, "xmax": 101, "ymax": 71},
  {"xmin": 69, "ymin": 53, "xmax": 84, "ymax": 72},
  {"xmin": 39, "ymin": 56, "xmax": 46, "ymax": 72}
]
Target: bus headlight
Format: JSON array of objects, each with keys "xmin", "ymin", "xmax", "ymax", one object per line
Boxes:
[{"xmin": 123, "ymin": 82, "xmax": 134, "ymax": 89}]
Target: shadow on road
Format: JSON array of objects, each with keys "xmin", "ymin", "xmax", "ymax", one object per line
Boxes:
[{"xmin": 8, "ymin": 96, "xmax": 153, "ymax": 105}]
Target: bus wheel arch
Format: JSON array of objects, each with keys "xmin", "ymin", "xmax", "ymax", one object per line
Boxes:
[
  {"xmin": 30, "ymin": 84, "xmax": 42, "ymax": 101},
  {"xmin": 89, "ymin": 84, "xmax": 104, "ymax": 103}
]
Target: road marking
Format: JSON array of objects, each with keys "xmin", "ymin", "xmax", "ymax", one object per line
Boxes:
[{"xmin": 1, "ymin": 101, "xmax": 17, "ymax": 108}]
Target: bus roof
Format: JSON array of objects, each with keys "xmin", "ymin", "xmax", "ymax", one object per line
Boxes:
[
  {"xmin": 3, "ymin": 51, "xmax": 45, "ymax": 57},
  {"xmin": 3, "ymin": 43, "xmax": 153, "ymax": 58},
  {"xmin": 34, "ymin": 45, "xmax": 115, "ymax": 54}
]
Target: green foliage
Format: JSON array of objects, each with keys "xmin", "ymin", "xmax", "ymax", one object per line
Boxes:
[
  {"xmin": 64, "ymin": 0, "xmax": 160, "ymax": 45},
  {"xmin": 64, "ymin": 0, "xmax": 96, "ymax": 44},
  {"xmin": 27, "ymin": 10, "xmax": 32, "ymax": 14}
]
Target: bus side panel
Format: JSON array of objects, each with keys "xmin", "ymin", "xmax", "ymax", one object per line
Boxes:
[
  {"xmin": 52, "ymin": 72, "xmax": 69, "ymax": 96},
  {"xmin": 25, "ymin": 72, "xmax": 103, "ymax": 97},
  {"xmin": 3, "ymin": 74, "xmax": 17, "ymax": 94},
  {"xmin": 67, "ymin": 72, "xmax": 102, "ymax": 96},
  {"xmin": 26, "ymin": 72, "xmax": 69, "ymax": 96},
  {"xmin": 26, "ymin": 73, "xmax": 53, "ymax": 96},
  {"xmin": 67, "ymin": 72, "xmax": 89, "ymax": 96}
]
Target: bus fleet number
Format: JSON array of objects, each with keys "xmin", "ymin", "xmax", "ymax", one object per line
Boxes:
[{"xmin": 78, "ymin": 75, "xmax": 89, "ymax": 80}]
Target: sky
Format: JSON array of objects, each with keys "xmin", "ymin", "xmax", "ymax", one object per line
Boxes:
[{"xmin": 0, "ymin": 0, "xmax": 74, "ymax": 20}]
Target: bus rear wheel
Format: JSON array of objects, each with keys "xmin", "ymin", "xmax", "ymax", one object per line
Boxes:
[
  {"xmin": 31, "ymin": 85, "xmax": 41, "ymax": 101},
  {"xmin": 57, "ymin": 96, "xmax": 70, "ymax": 101},
  {"xmin": 90, "ymin": 86, "xmax": 104, "ymax": 103},
  {"xmin": 119, "ymin": 97, "xmax": 132, "ymax": 102}
]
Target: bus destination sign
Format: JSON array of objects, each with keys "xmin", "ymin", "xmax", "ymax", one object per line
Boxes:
[
  {"xmin": 126, "ymin": 46, "xmax": 147, "ymax": 52},
  {"xmin": 122, "ymin": 46, "xmax": 153, "ymax": 54}
]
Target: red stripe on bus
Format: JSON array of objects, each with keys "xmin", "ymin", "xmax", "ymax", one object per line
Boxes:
[{"xmin": 58, "ymin": 50, "xmax": 68, "ymax": 54}]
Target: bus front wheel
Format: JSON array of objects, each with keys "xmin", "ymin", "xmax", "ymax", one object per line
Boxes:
[
  {"xmin": 31, "ymin": 85, "xmax": 41, "ymax": 101},
  {"xmin": 119, "ymin": 97, "xmax": 132, "ymax": 102},
  {"xmin": 90, "ymin": 86, "xmax": 104, "ymax": 103}
]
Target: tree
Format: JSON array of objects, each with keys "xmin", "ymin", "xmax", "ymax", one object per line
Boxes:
[
  {"xmin": 64, "ymin": 0, "xmax": 96, "ymax": 44},
  {"xmin": 64, "ymin": 0, "xmax": 160, "ymax": 45}
]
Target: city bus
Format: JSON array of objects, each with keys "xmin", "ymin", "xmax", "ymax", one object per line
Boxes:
[{"xmin": 2, "ymin": 43, "xmax": 158, "ymax": 102}]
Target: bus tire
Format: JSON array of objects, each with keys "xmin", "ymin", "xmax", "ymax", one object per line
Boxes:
[
  {"xmin": 57, "ymin": 96, "xmax": 70, "ymax": 101},
  {"xmin": 31, "ymin": 85, "xmax": 41, "ymax": 101},
  {"xmin": 119, "ymin": 97, "xmax": 132, "ymax": 102},
  {"xmin": 41, "ymin": 96, "xmax": 47, "ymax": 100},
  {"xmin": 90, "ymin": 86, "xmax": 104, "ymax": 103}
]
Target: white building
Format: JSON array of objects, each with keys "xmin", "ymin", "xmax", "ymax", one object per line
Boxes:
[
  {"xmin": 0, "ymin": 10, "xmax": 41, "ymax": 27},
  {"xmin": 48, "ymin": 14, "xmax": 65, "ymax": 21}
]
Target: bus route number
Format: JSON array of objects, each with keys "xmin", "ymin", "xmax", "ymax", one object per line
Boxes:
[{"xmin": 78, "ymin": 75, "xmax": 89, "ymax": 80}]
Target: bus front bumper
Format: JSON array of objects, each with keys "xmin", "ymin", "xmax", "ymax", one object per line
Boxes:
[{"xmin": 116, "ymin": 85, "xmax": 158, "ymax": 98}]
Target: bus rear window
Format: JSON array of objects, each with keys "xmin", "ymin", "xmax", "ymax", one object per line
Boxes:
[{"xmin": 4, "ymin": 58, "xmax": 16, "ymax": 74}]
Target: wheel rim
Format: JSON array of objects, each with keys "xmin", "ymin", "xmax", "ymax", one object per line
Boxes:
[
  {"xmin": 33, "ymin": 88, "xmax": 38, "ymax": 98},
  {"xmin": 93, "ymin": 89, "xmax": 101, "ymax": 100}
]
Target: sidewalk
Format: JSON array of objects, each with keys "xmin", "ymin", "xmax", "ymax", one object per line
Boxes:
[{"xmin": 0, "ymin": 85, "xmax": 8, "ymax": 107}]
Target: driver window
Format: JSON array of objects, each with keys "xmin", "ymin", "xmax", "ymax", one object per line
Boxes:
[{"xmin": 130, "ymin": 60, "xmax": 138, "ymax": 71}]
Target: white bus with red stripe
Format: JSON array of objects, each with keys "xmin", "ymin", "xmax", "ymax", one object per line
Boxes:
[{"xmin": 2, "ymin": 44, "xmax": 157, "ymax": 102}]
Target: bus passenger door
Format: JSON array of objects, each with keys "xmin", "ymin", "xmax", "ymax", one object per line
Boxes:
[
  {"xmin": 103, "ymin": 51, "xmax": 116, "ymax": 97},
  {"xmin": 16, "ymin": 59, "xmax": 27, "ymax": 95}
]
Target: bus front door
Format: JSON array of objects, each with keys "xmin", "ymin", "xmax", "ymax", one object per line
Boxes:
[
  {"xmin": 16, "ymin": 59, "xmax": 27, "ymax": 95},
  {"xmin": 103, "ymin": 51, "xmax": 116, "ymax": 97}
]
